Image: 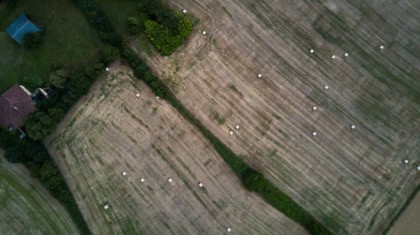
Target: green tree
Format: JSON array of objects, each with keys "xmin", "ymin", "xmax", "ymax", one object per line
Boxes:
[
  {"xmin": 49, "ymin": 69, "xmax": 67, "ymax": 89},
  {"xmin": 4, "ymin": 145, "xmax": 28, "ymax": 163},
  {"xmin": 144, "ymin": 15, "xmax": 192, "ymax": 56},
  {"xmin": 241, "ymin": 167, "xmax": 267, "ymax": 191},
  {"xmin": 19, "ymin": 74, "xmax": 43, "ymax": 91},
  {"xmin": 23, "ymin": 32, "xmax": 44, "ymax": 49},
  {"xmin": 48, "ymin": 108, "xmax": 65, "ymax": 122},
  {"xmin": 100, "ymin": 45, "xmax": 120, "ymax": 64},
  {"xmin": 24, "ymin": 141, "xmax": 48, "ymax": 163},
  {"xmin": 25, "ymin": 112, "xmax": 55, "ymax": 141},
  {"xmin": 127, "ymin": 16, "xmax": 145, "ymax": 35}
]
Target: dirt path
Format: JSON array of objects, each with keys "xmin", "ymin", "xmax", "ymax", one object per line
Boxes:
[
  {"xmin": 131, "ymin": 0, "xmax": 420, "ymax": 233},
  {"xmin": 47, "ymin": 64, "xmax": 308, "ymax": 235},
  {"xmin": 0, "ymin": 149, "xmax": 79, "ymax": 235}
]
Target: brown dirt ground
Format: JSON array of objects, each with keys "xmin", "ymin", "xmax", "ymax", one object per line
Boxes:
[
  {"xmin": 47, "ymin": 64, "xmax": 308, "ymax": 235},
  {"xmin": 388, "ymin": 191, "xmax": 420, "ymax": 235},
  {"xmin": 132, "ymin": 0, "xmax": 420, "ymax": 234}
]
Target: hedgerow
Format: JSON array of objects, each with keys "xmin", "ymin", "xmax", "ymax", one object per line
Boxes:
[
  {"xmin": 121, "ymin": 46, "xmax": 332, "ymax": 235},
  {"xmin": 0, "ymin": 129, "xmax": 91, "ymax": 235},
  {"xmin": 2, "ymin": 0, "xmax": 332, "ymax": 234}
]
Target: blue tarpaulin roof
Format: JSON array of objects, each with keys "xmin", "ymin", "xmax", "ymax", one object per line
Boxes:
[{"xmin": 6, "ymin": 13, "xmax": 41, "ymax": 45}]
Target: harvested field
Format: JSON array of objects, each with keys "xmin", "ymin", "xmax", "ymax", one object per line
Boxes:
[
  {"xmin": 47, "ymin": 64, "xmax": 307, "ymax": 235},
  {"xmin": 133, "ymin": 0, "xmax": 420, "ymax": 233},
  {"xmin": 0, "ymin": 150, "xmax": 79, "ymax": 235},
  {"xmin": 388, "ymin": 190, "xmax": 420, "ymax": 235}
]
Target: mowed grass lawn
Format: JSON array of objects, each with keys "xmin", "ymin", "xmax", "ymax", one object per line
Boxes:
[{"xmin": 0, "ymin": 0, "xmax": 100, "ymax": 93}]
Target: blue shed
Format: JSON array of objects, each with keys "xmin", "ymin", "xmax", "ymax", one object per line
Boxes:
[{"xmin": 6, "ymin": 13, "xmax": 41, "ymax": 45}]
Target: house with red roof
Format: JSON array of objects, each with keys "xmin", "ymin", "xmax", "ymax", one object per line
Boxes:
[{"xmin": 0, "ymin": 85, "xmax": 36, "ymax": 130}]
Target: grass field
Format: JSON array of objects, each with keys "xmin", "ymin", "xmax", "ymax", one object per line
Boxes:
[
  {"xmin": 0, "ymin": 150, "xmax": 79, "ymax": 235},
  {"xmin": 92, "ymin": 0, "xmax": 154, "ymax": 55},
  {"xmin": 126, "ymin": 0, "xmax": 420, "ymax": 234},
  {"xmin": 47, "ymin": 64, "xmax": 308, "ymax": 234},
  {"xmin": 92, "ymin": 0, "xmax": 138, "ymax": 34},
  {"xmin": 0, "ymin": 0, "xmax": 100, "ymax": 93}
]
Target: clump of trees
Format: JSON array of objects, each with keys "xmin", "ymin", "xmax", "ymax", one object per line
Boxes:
[
  {"xmin": 25, "ymin": 62, "xmax": 106, "ymax": 141},
  {"xmin": 100, "ymin": 44, "xmax": 120, "ymax": 64},
  {"xmin": 127, "ymin": 0, "xmax": 193, "ymax": 55},
  {"xmin": 23, "ymin": 32, "xmax": 44, "ymax": 49},
  {"xmin": 2, "ymin": 56, "xmax": 108, "ymax": 233},
  {"xmin": 48, "ymin": 69, "xmax": 68, "ymax": 89},
  {"xmin": 19, "ymin": 74, "xmax": 44, "ymax": 91},
  {"xmin": 144, "ymin": 15, "xmax": 192, "ymax": 55}
]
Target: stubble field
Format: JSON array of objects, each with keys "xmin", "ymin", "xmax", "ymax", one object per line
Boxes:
[
  {"xmin": 133, "ymin": 0, "xmax": 420, "ymax": 234},
  {"xmin": 47, "ymin": 65, "xmax": 307, "ymax": 234}
]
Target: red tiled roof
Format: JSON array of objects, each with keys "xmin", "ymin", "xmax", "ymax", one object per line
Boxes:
[{"xmin": 0, "ymin": 85, "xmax": 36, "ymax": 128}]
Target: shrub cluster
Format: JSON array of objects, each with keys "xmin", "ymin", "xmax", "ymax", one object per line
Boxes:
[
  {"xmin": 26, "ymin": 62, "xmax": 106, "ymax": 141},
  {"xmin": 137, "ymin": 0, "xmax": 179, "ymax": 32},
  {"xmin": 144, "ymin": 15, "xmax": 192, "ymax": 55},
  {"xmin": 128, "ymin": 0, "xmax": 193, "ymax": 55},
  {"xmin": 19, "ymin": 74, "xmax": 44, "ymax": 91}
]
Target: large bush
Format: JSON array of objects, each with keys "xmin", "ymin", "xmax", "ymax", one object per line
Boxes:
[
  {"xmin": 100, "ymin": 45, "xmax": 120, "ymax": 64},
  {"xmin": 137, "ymin": 0, "xmax": 178, "ymax": 31},
  {"xmin": 144, "ymin": 15, "xmax": 192, "ymax": 56},
  {"xmin": 19, "ymin": 74, "xmax": 44, "ymax": 91}
]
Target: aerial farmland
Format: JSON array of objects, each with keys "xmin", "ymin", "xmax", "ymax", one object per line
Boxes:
[
  {"xmin": 131, "ymin": 0, "xmax": 420, "ymax": 234},
  {"xmin": 1, "ymin": 0, "xmax": 417, "ymax": 234},
  {"xmin": 0, "ymin": 151, "xmax": 79, "ymax": 235},
  {"xmin": 47, "ymin": 65, "xmax": 308, "ymax": 234}
]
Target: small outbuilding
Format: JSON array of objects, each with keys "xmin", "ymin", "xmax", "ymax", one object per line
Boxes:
[{"xmin": 6, "ymin": 13, "xmax": 41, "ymax": 45}]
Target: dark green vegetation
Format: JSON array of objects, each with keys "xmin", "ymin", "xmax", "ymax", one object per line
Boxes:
[
  {"xmin": 1, "ymin": 56, "xmax": 111, "ymax": 233},
  {"xmin": 144, "ymin": 15, "xmax": 192, "ymax": 55},
  {"xmin": 135, "ymin": 0, "xmax": 193, "ymax": 55},
  {"xmin": 0, "ymin": 1, "xmax": 115, "ymax": 234},
  {"xmin": 18, "ymin": 74, "xmax": 43, "ymax": 91},
  {"xmin": 0, "ymin": 0, "xmax": 100, "ymax": 93},
  {"xmin": 92, "ymin": 0, "xmax": 138, "ymax": 34},
  {"xmin": 23, "ymin": 31, "xmax": 44, "ymax": 49},
  {"xmin": 0, "ymin": 129, "xmax": 91, "ymax": 235},
  {"xmin": 26, "ymin": 62, "xmax": 109, "ymax": 141},
  {"xmin": 72, "ymin": 0, "xmax": 330, "ymax": 233},
  {"xmin": 95, "ymin": 0, "xmax": 193, "ymax": 55}
]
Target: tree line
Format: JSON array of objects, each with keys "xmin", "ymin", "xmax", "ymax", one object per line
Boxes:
[{"xmin": 2, "ymin": 0, "xmax": 332, "ymax": 234}]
